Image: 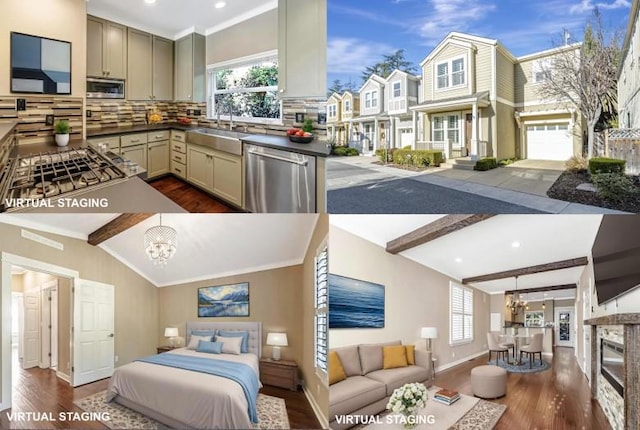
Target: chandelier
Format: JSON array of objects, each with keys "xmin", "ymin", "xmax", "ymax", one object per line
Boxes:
[
  {"xmin": 506, "ymin": 275, "xmax": 528, "ymax": 314},
  {"xmin": 144, "ymin": 214, "xmax": 177, "ymax": 267}
]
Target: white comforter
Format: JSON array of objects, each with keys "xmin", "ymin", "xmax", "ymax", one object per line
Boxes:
[{"xmin": 107, "ymin": 348, "xmax": 260, "ymax": 429}]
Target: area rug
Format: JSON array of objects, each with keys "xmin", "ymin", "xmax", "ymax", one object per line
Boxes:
[
  {"xmin": 73, "ymin": 391, "xmax": 290, "ymax": 429},
  {"xmin": 487, "ymin": 358, "xmax": 551, "ymax": 374},
  {"xmin": 358, "ymin": 386, "xmax": 506, "ymax": 429}
]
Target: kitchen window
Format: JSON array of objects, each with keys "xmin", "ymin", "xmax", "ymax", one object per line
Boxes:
[
  {"xmin": 208, "ymin": 51, "xmax": 281, "ymax": 124},
  {"xmin": 432, "ymin": 114, "xmax": 460, "ymax": 145},
  {"xmin": 450, "ymin": 282, "xmax": 473, "ymax": 345},
  {"xmin": 315, "ymin": 243, "xmax": 328, "ymax": 378},
  {"xmin": 393, "ymin": 82, "xmax": 401, "ymax": 98},
  {"xmin": 436, "ymin": 57, "xmax": 465, "ymax": 90}
]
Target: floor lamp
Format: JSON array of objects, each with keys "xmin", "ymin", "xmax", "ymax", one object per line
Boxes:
[{"xmin": 421, "ymin": 327, "xmax": 438, "ymax": 351}]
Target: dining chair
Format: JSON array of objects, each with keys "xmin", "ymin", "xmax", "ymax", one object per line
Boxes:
[
  {"xmin": 520, "ymin": 332, "xmax": 544, "ymax": 368},
  {"xmin": 499, "ymin": 334, "xmax": 515, "ymax": 360},
  {"xmin": 487, "ymin": 332, "xmax": 508, "ymax": 365}
]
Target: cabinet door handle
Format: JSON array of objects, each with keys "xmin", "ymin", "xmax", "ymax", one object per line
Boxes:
[
  {"xmin": 130, "ymin": 139, "xmax": 140, "ymax": 143},
  {"xmin": 155, "ymin": 135, "xmax": 163, "ymax": 139}
]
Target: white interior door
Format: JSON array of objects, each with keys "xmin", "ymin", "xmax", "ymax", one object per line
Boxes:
[
  {"xmin": 40, "ymin": 280, "xmax": 57, "ymax": 369},
  {"xmin": 583, "ymin": 289, "xmax": 591, "ymax": 379},
  {"xmin": 555, "ymin": 307, "xmax": 575, "ymax": 347},
  {"xmin": 22, "ymin": 291, "xmax": 40, "ymax": 369},
  {"xmin": 50, "ymin": 288, "xmax": 58, "ymax": 369},
  {"xmin": 73, "ymin": 279, "xmax": 115, "ymax": 387}
]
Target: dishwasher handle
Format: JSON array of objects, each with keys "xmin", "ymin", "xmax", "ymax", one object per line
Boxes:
[{"xmin": 248, "ymin": 148, "xmax": 308, "ymax": 166}]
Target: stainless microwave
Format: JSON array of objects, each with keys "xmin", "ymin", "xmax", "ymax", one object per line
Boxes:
[{"xmin": 87, "ymin": 78, "xmax": 125, "ymax": 99}]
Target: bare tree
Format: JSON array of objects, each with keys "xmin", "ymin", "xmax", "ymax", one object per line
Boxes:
[{"xmin": 536, "ymin": 9, "xmax": 621, "ymax": 158}]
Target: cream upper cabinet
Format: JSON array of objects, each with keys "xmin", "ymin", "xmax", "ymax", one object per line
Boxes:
[
  {"xmin": 277, "ymin": 0, "xmax": 327, "ymax": 99},
  {"xmin": 87, "ymin": 16, "xmax": 127, "ymax": 79},
  {"xmin": 153, "ymin": 36, "xmax": 174, "ymax": 101},
  {"xmin": 127, "ymin": 28, "xmax": 153, "ymax": 100},
  {"xmin": 175, "ymin": 33, "xmax": 206, "ymax": 102}
]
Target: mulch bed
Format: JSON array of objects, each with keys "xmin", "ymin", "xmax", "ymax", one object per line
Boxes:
[
  {"xmin": 373, "ymin": 161, "xmax": 431, "ymax": 172},
  {"xmin": 547, "ymin": 170, "xmax": 640, "ymax": 213}
]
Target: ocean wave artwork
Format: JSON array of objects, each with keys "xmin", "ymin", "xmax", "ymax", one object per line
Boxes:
[
  {"xmin": 198, "ymin": 283, "xmax": 250, "ymax": 317},
  {"xmin": 329, "ymin": 274, "xmax": 384, "ymax": 329}
]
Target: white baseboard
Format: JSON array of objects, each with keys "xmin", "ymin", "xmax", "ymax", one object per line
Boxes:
[
  {"xmin": 543, "ymin": 352, "xmax": 554, "ymax": 357},
  {"xmin": 56, "ymin": 371, "xmax": 70, "ymax": 384},
  {"xmin": 301, "ymin": 381, "xmax": 329, "ymax": 429},
  {"xmin": 435, "ymin": 349, "xmax": 489, "ymax": 373}
]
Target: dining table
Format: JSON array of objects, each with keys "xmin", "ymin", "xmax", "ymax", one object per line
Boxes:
[{"xmin": 499, "ymin": 333, "xmax": 531, "ymax": 366}]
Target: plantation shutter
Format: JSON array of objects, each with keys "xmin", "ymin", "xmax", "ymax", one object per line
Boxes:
[
  {"xmin": 451, "ymin": 283, "xmax": 473, "ymax": 344},
  {"xmin": 315, "ymin": 246, "xmax": 328, "ymax": 375}
]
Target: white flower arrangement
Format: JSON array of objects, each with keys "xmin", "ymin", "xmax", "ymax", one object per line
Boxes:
[{"xmin": 386, "ymin": 382, "xmax": 428, "ymax": 414}]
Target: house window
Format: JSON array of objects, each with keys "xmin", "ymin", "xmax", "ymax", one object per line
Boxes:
[
  {"xmin": 450, "ymin": 282, "xmax": 473, "ymax": 345},
  {"xmin": 393, "ymin": 82, "xmax": 401, "ymax": 98},
  {"xmin": 532, "ymin": 59, "xmax": 552, "ymax": 84},
  {"xmin": 364, "ymin": 91, "xmax": 379, "ymax": 109},
  {"xmin": 344, "ymin": 100, "xmax": 351, "ymax": 112},
  {"xmin": 315, "ymin": 244, "xmax": 328, "ymax": 377},
  {"xmin": 328, "ymin": 105, "xmax": 337, "ymax": 118},
  {"xmin": 365, "ymin": 92, "xmax": 372, "ymax": 109},
  {"xmin": 208, "ymin": 52, "xmax": 281, "ymax": 123},
  {"xmin": 372, "ymin": 90, "xmax": 378, "ymax": 108},
  {"xmin": 432, "ymin": 114, "xmax": 460, "ymax": 144},
  {"xmin": 436, "ymin": 57, "xmax": 465, "ymax": 89}
]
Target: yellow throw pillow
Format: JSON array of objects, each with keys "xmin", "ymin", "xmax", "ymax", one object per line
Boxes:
[
  {"xmin": 405, "ymin": 345, "xmax": 415, "ymax": 365},
  {"xmin": 329, "ymin": 351, "xmax": 347, "ymax": 385},
  {"xmin": 383, "ymin": 345, "xmax": 408, "ymax": 369}
]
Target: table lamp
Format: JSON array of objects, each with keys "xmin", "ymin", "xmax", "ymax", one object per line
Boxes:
[
  {"xmin": 421, "ymin": 327, "xmax": 438, "ymax": 351},
  {"xmin": 266, "ymin": 332, "xmax": 288, "ymax": 361},
  {"xmin": 164, "ymin": 327, "xmax": 179, "ymax": 347}
]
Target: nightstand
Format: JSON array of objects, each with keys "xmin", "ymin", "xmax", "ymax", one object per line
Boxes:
[
  {"xmin": 157, "ymin": 346, "xmax": 178, "ymax": 354},
  {"xmin": 259, "ymin": 358, "xmax": 298, "ymax": 391}
]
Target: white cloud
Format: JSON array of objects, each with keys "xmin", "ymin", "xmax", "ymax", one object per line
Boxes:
[
  {"xmin": 417, "ymin": 0, "xmax": 496, "ymax": 43},
  {"xmin": 327, "ymin": 38, "xmax": 395, "ymax": 74},
  {"xmin": 570, "ymin": 0, "xmax": 630, "ymax": 14}
]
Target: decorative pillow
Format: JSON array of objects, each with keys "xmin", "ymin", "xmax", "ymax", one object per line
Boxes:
[
  {"xmin": 329, "ymin": 351, "xmax": 347, "ymax": 385},
  {"xmin": 187, "ymin": 334, "xmax": 213, "ymax": 350},
  {"xmin": 217, "ymin": 330, "xmax": 249, "ymax": 353},
  {"xmin": 405, "ymin": 345, "xmax": 415, "ymax": 365},
  {"xmin": 196, "ymin": 340, "xmax": 223, "ymax": 354},
  {"xmin": 217, "ymin": 336, "xmax": 243, "ymax": 355},
  {"xmin": 191, "ymin": 330, "xmax": 217, "ymax": 338},
  {"xmin": 383, "ymin": 345, "xmax": 408, "ymax": 369},
  {"xmin": 334, "ymin": 346, "xmax": 363, "ymax": 376},
  {"xmin": 359, "ymin": 341, "xmax": 402, "ymax": 374}
]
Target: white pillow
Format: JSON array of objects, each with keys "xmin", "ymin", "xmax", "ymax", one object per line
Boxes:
[
  {"xmin": 217, "ymin": 336, "xmax": 243, "ymax": 355},
  {"xmin": 187, "ymin": 334, "xmax": 212, "ymax": 350}
]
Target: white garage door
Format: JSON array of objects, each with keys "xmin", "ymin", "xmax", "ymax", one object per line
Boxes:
[
  {"xmin": 526, "ymin": 123, "xmax": 573, "ymax": 161},
  {"xmin": 400, "ymin": 128, "xmax": 414, "ymax": 148}
]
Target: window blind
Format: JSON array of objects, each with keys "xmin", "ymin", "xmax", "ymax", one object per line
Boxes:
[
  {"xmin": 451, "ymin": 283, "xmax": 473, "ymax": 344},
  {"xmin": 315, "ymin": 246, "xmax": 328, "ymax": 374}
]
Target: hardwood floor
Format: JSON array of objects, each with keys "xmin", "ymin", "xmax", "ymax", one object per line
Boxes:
[
  {"xmin": 1, "ymin": 348, "xmax": 322, "ymax": 429},
  {"xmin": 149, "ymin": 176, "xmax": 240, "ymax": 213},
  {"xmin": 433, "ymin": 347, "xmax": 610, "ymax": 430}
]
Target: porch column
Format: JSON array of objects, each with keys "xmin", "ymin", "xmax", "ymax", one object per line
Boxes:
[
  {"xmin": 471, "ymin": 102, "xmax": 479, "ymax": 161},
  {"xmin": 390, "ymin": 117, "xmax": 396, "ymax": 149},
  {"xmin": 412, "ymin": 110, "xmax": 418, "ymax": 149},
  {"xmin": 374, "ymin": 118, "xmax": 379, "ymax": 151}
]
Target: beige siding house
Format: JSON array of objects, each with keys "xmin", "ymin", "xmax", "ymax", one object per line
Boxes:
[
  {"xmin": 385, "ymin": 70, "xmax": 421, "ymax": 149},
  {"xmin": 352, "ymin": 74, "xmax": 387, "ymax": 154},
  {"xmin": 412, "ymin": 32, "xmax": 582, "ymax": 161},
  {"xmin": 327, "ymin": 93, "xmax": 344, "ymax": 144},
  {"xmin": 618, "ymin": 0, "xmax": 640, "ymax": 128}
]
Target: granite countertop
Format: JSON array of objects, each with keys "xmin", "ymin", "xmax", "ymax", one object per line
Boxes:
[
  {"xmin": 12, "ymin": 139, "xmax": 87, "ymax": 157},
  {"xmin": 86, "ymin": 122, "xmax": 200, "ymax": 138},
  {"xmin": 241, "ymin": 134, "xmax": 331, "ymax": 158},
  {"xmin": 0, "ymin": 121, "xmax": 18, "ymax": 142}
]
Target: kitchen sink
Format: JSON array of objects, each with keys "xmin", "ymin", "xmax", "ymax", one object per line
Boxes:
[{"xmin": 186, "ymin": 128, "xmax": 249, "ymax": 156}]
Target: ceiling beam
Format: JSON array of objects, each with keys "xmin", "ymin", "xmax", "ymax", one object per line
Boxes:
[
  {"xmin": 462, "ymin": 256, "xmax": 589, "ymax": 284},
  {"xmin": 503, "ymin": 283, "xmax": 577, "ymax": 295},
  {"xmin": 386, "ymin": 214, "xmax": 495, "ymax": 254},
  {"xmin": 88, "ymin": 213, "xmax": 154, "ymax": 246}
]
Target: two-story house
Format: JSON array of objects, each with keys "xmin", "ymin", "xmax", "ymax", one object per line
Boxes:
[
  {"xmin": 411, "ymin": 32, "xmax": 582, "ymax": 161},
  {"xmin": 351, "ymin": 74, "xmax": 387, "ymax": 154},
  {"xmin": 327, "ymin": 92, "xmax": 345, "ymax": 145},
  {"xmin": 618, "ymin": 0, "xmax": 640, "ymax": 128},
  {"xmin": 385, "ymin": 70, "xmax": 422, "ymax": 148}
]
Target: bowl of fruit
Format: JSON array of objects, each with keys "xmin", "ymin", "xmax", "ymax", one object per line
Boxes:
[
  {"xmin": 178, "ymin": 117, "xmax": 192, "ymax": 125},
  {"xmin": 286, "ymin": 128, "xmax": 314, "ymax": 143}
]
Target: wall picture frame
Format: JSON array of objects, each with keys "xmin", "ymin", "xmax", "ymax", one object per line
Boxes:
[
  {"xmin": 329, "ymin": 273, "xmax": 385, "ymax": 329},
  {"xmin": 198, "ymin": 282, "xmax": 249, "ymax": 317},
  {"xmin": 524, "ymin": 310, "xmax": 545, "ymax": 327}
]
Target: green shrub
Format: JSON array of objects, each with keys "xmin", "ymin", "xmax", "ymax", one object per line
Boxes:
[
  {"xmin": 375, "ymin": 148, "xmax": 395, "ymax": 163},
  {"xmin": 566, "ymin": 155, "xmax": 588, "ymax": 172},
  {"xmin": 498, "ymin": 158, "xmax": 518, "ymax": 166},
  {"xmin": 588, "ymin": 157, "xmax": 626, "ymax": 175},
  {"xmin": 474, "ymin": 157, "xmax": 498, "ymax": 171},
  {"xmin": 332, "ymin": 146, "xmax": 359, "ymax": 156},
  {"xmin": 591, "ymin": 173, "xmax": 638, "ymax": 203},
  {"xmin": 403, "ymin": 145, "xmax": 412, "ymax": 150},
  {"xmin": 392, "ymin": 149, "xmax": 443, "ymax": 167}
]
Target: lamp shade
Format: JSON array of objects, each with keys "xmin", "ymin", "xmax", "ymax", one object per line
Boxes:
[
  {"xmin": 266, "ymin": 332, "xmax": 288, "ymax": 347},
  {"xmin": 421, "ymin": 327, "xmax": 438, "ymax": 339},
  {"xmin": 164, "ymin": 327, "xmax": 179, "ymax": 337}
]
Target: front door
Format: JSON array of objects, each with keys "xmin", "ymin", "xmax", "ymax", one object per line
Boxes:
[
  {"xmin": 555, "ymin": 307, "xmax": 574, "ymax": 347},
  {"xmin": 73, "ymin": 279, "xmax": 115, "ymax": 387},
  {"xmin": 465, "ymin": 114, "xmax": 473, "ymax": 156}
]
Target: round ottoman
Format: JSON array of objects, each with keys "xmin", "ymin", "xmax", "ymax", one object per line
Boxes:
[{"xmin": 470, "ymin": 365, "xmax": 507, "ymax": 399}]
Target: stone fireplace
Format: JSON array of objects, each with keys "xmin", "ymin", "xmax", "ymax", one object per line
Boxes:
[{"xmin": 585, "ymin": 314, "xmax": 640, "ymax": 430}]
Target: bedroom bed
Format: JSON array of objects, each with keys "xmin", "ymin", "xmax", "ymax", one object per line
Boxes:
[{"xmin": 106, "ymin": 321, "xmax": 263, "ymax": 430}]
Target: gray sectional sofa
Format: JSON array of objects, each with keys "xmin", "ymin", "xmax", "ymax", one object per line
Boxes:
[{"xmin": 329, "ymin": 341, "xmax": 433, "ymax": 430}]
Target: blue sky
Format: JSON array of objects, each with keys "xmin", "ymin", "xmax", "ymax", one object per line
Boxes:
[{"xmin": 328, "ymin": 0, "xmax": 632, "ymax": 88}]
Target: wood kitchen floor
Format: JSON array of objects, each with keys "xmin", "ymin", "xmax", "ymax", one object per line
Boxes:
[
  {"xmin": 149, "ymin": 176, "xmax": 240, "ymax": 213},
  {"xmin": 433, "ymin": 347, "xmax": 610, "ymax": 430},
  {"xmin": 1, "ymin": 348, "xmax": 321, "ymax": 429}
]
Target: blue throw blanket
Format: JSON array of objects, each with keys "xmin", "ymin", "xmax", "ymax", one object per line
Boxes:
[{"xmin": 136, "ymin": 353, "xmax": 260, "ymax": 423}]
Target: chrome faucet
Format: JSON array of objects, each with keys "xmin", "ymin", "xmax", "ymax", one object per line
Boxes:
[{"xmin": 226, "ymin": 98, "xmax": 234, "ymax": 131}]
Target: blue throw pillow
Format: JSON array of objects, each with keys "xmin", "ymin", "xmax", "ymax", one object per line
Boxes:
[
  {"xmin": 191, "ymin": 330, "xmax": 217, "ymax": 338},
  {"xmin": 217, "ymin": 330, "xmax": 249, "ymax": 353},
  {"xmin": 196, "ymin": 340, "xmax": 223, "ymax": 354}
]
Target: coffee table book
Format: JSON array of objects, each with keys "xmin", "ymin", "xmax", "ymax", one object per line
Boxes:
[{"xmin": 433, "ymin": 388, "xmax": 461, "ymax": 405}]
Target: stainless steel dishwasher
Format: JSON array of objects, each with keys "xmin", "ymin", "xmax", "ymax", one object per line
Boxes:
[{"xmin": 244, "ymin": 144, "xmax": 316, "ymax": 213}]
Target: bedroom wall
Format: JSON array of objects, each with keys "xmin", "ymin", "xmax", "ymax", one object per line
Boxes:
[
  {"xmin": 157, "ymin": 265, "xmax": 304, "ymax": 365},
  {"xmin": 328, "ymin": 226, "xmax": 491, "ymax": 370}
]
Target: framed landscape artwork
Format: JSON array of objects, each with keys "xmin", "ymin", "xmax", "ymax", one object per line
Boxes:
[
  {"xmin": 524, "ymin": 311, "xmax": 544, "ymax": 327},
  {"xmin": 329, "ymin": 274, "xmax": 384, "ymax": 328},
  {"xmin": 198, "ymin": 283, "xmax": 249, "ymax": 317}
]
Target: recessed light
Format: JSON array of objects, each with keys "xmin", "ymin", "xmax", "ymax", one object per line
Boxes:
[
  {"xmin": 511, "ymin": 241, "xmax": 521, "ymax": 248},
  {"xmin": 214, "ymin": 1, "xmax": 226, "ymax": 8},
  {"xmin": 455, "ymin": 257, "xmax": 463, "ymax": 263},
  {"xmin": 145, "ymin": 0, "xmax": 156, "ymax": 4}
]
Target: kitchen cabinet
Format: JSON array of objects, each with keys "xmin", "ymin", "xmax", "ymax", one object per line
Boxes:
[
  {"xmin": 175, "ymin": 33, "xmax": 206, "ymax": 102},
  {"xmin": 147, "ymin": 140, "xmax": 170, "ymax": 178},
  {"xmin": 128, "ymin": 30, "xmax": 174, "ymax": 100},
  {"xmin": 121, "ymin": 144, "xmax": 148, "ymax": 171},
  {"xmin": 87, "ymin": 16, "xmax": 127, "ymax": 79},
  {"xmin": 212, "ymin": 151, "xmax": 243, "ymax": 207},
  {"xmin": 87, "ymin": 136, "xmax": 120, "ymax": 154},
  {"xmin": 187, "ymin": 144, "xmax": 214, "ymax": 191},
  {"xmin": 170, "ymin": 130, "xmax": 187, "ymax": 179},
  {"xmin": 277, "ymin": 0, "xmax": 327, "ymax": 99}
]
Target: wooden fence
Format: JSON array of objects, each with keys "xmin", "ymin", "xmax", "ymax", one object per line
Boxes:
[{"xmin": 596, "ymin": 129, "xmax": 640, "ymax": 175}]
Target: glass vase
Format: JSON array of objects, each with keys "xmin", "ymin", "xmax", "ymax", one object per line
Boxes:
[{"xmin": 402, "ymin": 411, "xmax": 417, "ymax": 430}]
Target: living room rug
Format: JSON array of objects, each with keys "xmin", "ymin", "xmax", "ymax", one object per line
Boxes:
[
  {"xmin": 73, "ymin": 391, "xmax": 290, "ymax": 429},
  {"xmin": 358, "ymin": 386, "xmax": 506, "ymax": 429},
  {"xmin": 487, "ymin": 358, "xmax": 551, "ymax": 374}
]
